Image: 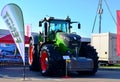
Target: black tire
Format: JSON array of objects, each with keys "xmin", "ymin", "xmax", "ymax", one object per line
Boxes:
[
  {"xmin": 40, "ymin": 44, "xmax": 65, "ymax": 76},
  {"xmin": 79, "ymin": 43, "xmax": 99, "ymax": 75},
  {"xmin": 28, "ymin": 39, "xmax": 40, "ymax": 71}
]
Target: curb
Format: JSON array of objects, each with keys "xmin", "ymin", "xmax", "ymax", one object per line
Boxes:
[{"xmin": 98, "ymin": 67, "xmax": 120, "ymax": 71}]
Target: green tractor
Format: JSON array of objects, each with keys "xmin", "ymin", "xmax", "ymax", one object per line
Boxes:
[{"xmin": 28, "ymin": 16, "xmax": 98, "ymax": 76}]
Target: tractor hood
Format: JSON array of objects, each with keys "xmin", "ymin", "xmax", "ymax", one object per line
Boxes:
[
  {"xmin": 55, "ymin": 32, "xmax": 81, "ymax": 54},
  {"xmin": 58, "ymin": 32, "xmax": 81, "ymax": 42}
]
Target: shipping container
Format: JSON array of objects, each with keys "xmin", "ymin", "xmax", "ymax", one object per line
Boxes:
[{"xmin": 91, "ymin": 33, "xmax": 120, "ymax": 65}]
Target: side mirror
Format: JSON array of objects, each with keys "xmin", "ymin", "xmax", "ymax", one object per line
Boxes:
[
  {"xmin": 78, "ymin": 23, "xmax": 81, "ymax": 29},
  {"xmin": 39, "ymin": 21, "xmax": 42, "ymax": 27}
]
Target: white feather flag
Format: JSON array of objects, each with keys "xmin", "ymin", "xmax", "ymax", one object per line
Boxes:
[{"xmin": 1, "ymin": 3, "xmax": 25, "ymax": 63}]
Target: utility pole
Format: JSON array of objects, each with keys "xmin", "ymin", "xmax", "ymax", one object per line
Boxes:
[{"xmin": 98, "ymin": 0, "xmax": 103, "ymax": 33}]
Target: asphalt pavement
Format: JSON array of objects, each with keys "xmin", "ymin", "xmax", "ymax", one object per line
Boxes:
[{"xmin": 0, "ymin": 66, "xmax": 120, "ymax": 82}]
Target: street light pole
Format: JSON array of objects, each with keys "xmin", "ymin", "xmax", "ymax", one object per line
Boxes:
[{"xmin": 98, "ymin": 0, "xmax": 103, "ymax": 33}]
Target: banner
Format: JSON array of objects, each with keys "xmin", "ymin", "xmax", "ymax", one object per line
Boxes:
[
  {"xmin": 117, "ymin": 10, "xmax": 120, "ymax": 56},
  {"xmin": 1, "ymin": 3, "xmax": 25, "ymax": 63}
]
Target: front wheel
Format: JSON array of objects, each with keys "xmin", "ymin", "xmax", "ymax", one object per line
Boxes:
[
  {"xmin": 39, "ymin": 44, "xmax": 65, "ymax": 76},
  {"xmin": 40, "ymin": 50, "xmax": 49, "ymax": 75}
]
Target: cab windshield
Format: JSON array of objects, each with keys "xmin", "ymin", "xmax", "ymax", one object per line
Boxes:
[{"xmin": 49, "ymin": 20, "xmax": 69, "ymax": 33}]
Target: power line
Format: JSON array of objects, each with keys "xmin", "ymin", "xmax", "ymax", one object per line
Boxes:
[
  {"xmin": 103, "ymin": 0, "xmax": 116, "ymax": 25},
  {"xmin": 104, "ymin": 0, "xmax": 120, "ymax": 32}
]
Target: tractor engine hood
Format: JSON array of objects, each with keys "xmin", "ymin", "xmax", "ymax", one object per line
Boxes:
[
  {"xmin": 56, "ymin": 32, "xmax": 81, "ymax": 54},
  {"xmin": 62, "ymin": 33, "xmax": 81, "ymax": 42}
]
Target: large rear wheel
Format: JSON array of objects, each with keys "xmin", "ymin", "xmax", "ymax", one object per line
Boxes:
[
  {"xmin": 29, "ymin": 43, "xmax": 33, "ymax": 66},
  {"xmin": 28, "ymin": 39, "xmax": 40, "ymax": 71}
]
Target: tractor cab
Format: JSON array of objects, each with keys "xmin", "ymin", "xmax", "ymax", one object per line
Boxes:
[{"xmin": 39, "ymin": 17, "xmax": 80, "ymax": 42}]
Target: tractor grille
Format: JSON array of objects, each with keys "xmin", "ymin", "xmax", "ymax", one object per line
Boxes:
[{"xmin": 68, "ymin": 41, "xmax": 81, "ymax": 50}]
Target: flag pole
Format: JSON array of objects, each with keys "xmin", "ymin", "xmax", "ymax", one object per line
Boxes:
[
  {"xmin": 23, "ymin": 24, "xmax": 25, "ymax": 80},
  {"xmin": 23, "ymin": 61, "xmax": 26, "ymax": 80}
]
